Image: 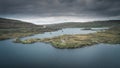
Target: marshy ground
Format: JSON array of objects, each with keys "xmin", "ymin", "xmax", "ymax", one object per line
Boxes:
[
  {"xmin": 0, "ymin": 18, "xmax": 120, "ymax": 49},
  {"xmin": 14, "ymin": 26, "xmax": 120, "ymax": 49}
]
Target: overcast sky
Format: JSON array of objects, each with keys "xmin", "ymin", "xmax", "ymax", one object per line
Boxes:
[{"xmin": 0, "ymin": 0, "xmax": 120, "ymax": 24}]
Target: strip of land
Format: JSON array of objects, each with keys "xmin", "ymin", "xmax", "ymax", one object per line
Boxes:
[
  {"xmin": 0, "ymin": 18, "xmax": 59, "ymax": 40},
  {"xmin": 0, "ymin": 18, "xmax": 120, "ymax": 49},
  {"xmin": 14, "ymin": 26, "xmax": 120, "ymax": 49},
  {"xmin": 1, "ymin": 18, "xmax": 120, "ymax": 40}
]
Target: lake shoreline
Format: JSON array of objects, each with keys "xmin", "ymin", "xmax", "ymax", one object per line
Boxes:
[
  {"xmin": 13, "ymin": 26, "xmax": 120, "ymax": 49},
  {"xmin": 0, "ymin": 28, "xmax": 60, "ymax": 40}
]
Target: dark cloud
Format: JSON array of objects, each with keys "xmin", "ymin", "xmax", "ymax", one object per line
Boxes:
[{"xmin": 0, "ymin": 0, "xmax": 120, "ymax": 18}]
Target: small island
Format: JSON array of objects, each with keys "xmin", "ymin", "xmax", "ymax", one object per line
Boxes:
[{"xmin": 14, "ymin": 26, "xmax": 120, "ymax": 49}]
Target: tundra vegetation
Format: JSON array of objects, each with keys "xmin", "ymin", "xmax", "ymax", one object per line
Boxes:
[
  {"xmin": 0, "ymin": 28, "xmax": 59, "ymax": 40},
  {"xmin": 0, "ymin": 18, "xmax": 59, "ymax": 40},
  {"xmin": 14, "ymin": 26, "xmax": 120, "ymax": 49},
  {"xmin": 0, "ymin": 18, "xmax": 120, "ymax": 49}
]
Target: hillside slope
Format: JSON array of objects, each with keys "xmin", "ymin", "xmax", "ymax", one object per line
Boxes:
[
  {"xmin": 0, "ymin": 18, "xmax": 59, "ymax": 40},
  {"xmin": 46, "ymin": 20, "xmax": 120, "ymax": 28},
  {"xmin": 0, "ymin": 18, "xmax": 38, "ymax": 28}
]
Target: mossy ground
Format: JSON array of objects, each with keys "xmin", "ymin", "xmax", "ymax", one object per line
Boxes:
[
  {"xmin": 0, "ymin": 28, "xmax": 59, "ymax": 40},
  {"xmin": 14, "ymin": 26, "xmax": 120, "ymax": 49}
]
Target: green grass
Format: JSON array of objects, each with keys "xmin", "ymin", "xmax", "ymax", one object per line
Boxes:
[
  {"xmin": 0, "ymin": 27, "xmax": 60, "ymax": 40},
  {"xmin": 0, "ymin": 18, "xmax": 60, "ymax": 40},
  {"xmin": 14, "ymin": 26, "xmax": 120, "ymax": 49},
  {"xmin": 1, "ymin": 18, "xmax": 120, "ymax": 49}
]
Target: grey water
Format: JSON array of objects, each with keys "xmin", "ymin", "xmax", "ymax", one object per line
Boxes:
[
  {"xmin": 22, "ymin": 27, "xmax": 108, "ymax": 40},
  {"xmin": 0, "ymin": 28, "xmax": 120, "ymax": 68}
]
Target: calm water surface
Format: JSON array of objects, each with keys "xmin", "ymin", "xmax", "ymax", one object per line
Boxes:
[
  {"xmin": 0, "ymin": 28, "xmax": 120, "ymax": 68},
  {"xmin": 22, "ymin": 28, "xmax": 108, "ymax": 40}
]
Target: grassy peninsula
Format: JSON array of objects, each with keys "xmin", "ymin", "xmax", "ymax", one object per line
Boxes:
[
  {"xmin": 0, "ymin": 18, "xmax": 120, "ymax": 49},
  {"xmin": 14, "ymin": 26, "xmax": 120, "ymax": 49}
]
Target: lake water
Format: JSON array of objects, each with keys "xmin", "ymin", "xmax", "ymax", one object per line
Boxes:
[
  {"xmin": 0, "ymin": 28, "xmax": 120, "ymax": 68},
  {"xmin": 22, "ymin": 28, "xmax": 108, "ymax": 40}
]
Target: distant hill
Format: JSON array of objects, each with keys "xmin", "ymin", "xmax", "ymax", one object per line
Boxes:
[
  {"xmin": 0, "ymin": 18, "xmax": 39, "ymax": 29},
  {"xmin": 0, "ymin": 18, "xmax": 120, "ymax": 29},
  {"xmin": 46, "ymin": 20, "xmax": 120, "ymax": 28}
]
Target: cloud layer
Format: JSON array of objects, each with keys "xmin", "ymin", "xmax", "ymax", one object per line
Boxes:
[{"xmin": 0, "ymin": 0, "xmax": 120, "ymax": 24}]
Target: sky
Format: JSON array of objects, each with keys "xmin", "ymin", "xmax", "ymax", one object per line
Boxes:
[{"xmin": 0, "ymin": 0, "xmax": 120, "ymax": 24}]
